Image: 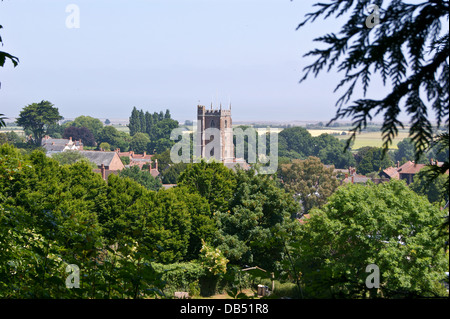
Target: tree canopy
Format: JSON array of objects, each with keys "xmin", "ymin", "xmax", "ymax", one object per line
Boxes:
[
  {"xmin": 16, "ymin": 101, "xmax": 63, "ymax": 146},
  {"xmin": 279, "ymin": 156, "xmax": 340, "ymax": 215},
  {"xmin": 278, "ymin": 127, "xmax": 355, "ymax": 169},
  {"xmin": 297, "ymin": 180, "xmax": 449, "ymax": 298},
  {"xmin": 215, "ymin": 169, "xmax": 300, "ymax": 271}
]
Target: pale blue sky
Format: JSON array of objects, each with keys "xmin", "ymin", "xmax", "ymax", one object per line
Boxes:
[{"xmin": 0, "ymin": 0, "xmax": 403, "ymax": 123}]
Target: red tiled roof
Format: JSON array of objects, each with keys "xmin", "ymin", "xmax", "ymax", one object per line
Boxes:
[
  {"xmin": 343, "ymin": 175, "xmax": 371, "ymax": 184},
  {"xmin": 398, "ymin": 161, "xmax": 426, "ymax": 174},
  {"xmin": 132, "ymin": 154, "xmax": 152, "ymax": 160},
  {"xmin": 150, "ymin": 168, "xmax": 160, "ymax": 177},
  {"xmin": 383, "ymin": 166, "xmax": 399, "ymax": 179}
]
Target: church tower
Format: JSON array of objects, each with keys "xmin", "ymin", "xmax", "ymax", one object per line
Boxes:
[{"xmin": 197, "ymin": 104, "xmax": 234, "ymax": 163}]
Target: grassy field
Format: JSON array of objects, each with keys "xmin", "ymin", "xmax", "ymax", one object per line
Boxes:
[
  {"xmin": 306, "ymin": 128, "xmax": 410, "ymax": 150},
  {"xmin": 112, "ymin": 124, "xmax": 129, "ymax": 133},
  {"xmin": 307, "ymin": 129, "xmax": 346, "ymax": 137},
  {"xmin": 336, "ymin": 131, "xmax": 410, "ymax": 150}
]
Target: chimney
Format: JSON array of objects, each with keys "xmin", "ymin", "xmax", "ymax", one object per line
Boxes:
[
  {"xmin": 100, "ymin": 164, "xmax": 106, "ymax": 180},
  {"xmin": 143, "ymin": 151, "xmax": 146, "ymax": 157},
  {"xmin": 397, "ymin": 161, "xmax": 400, "ymax": 169},
  {"xmin": 155, "ymin": 159, "xmax": 158, "ymax": 171}
]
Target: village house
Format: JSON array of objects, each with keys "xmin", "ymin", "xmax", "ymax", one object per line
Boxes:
[
  {"xmin": 381, "ymin": 161, "xmax": 426, "ymax": 185},
  {"xmin": 381, "ymin": 159, "xmax": 449, "ymax": 185},
  {"xmin": 41, "ymin": 136, "xmax": 83, "ymax": 154},
  {"xmin": 339, "ymin": 166, "xmax": 389, "ymax": 185},
  {"xmin": 115, "ymin": 148, "xmax": 160, "ymax": 177},
  {"xmin": 79, "ymin": 150, "xmax": 125, "ymax": 180},
  {"xmin": 115, "ymin": 149, "xmax": 153, "ymax": 167}
]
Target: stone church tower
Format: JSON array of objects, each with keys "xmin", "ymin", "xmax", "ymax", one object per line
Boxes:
[{"xmin": 197, "ymin": 104, "xmax": 234, "ymax": 162}]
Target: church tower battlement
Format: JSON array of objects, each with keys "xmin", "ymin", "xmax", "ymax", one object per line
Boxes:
[{"xmin": 197, "ymin": 104, "xmax": 234, "ymax": 162}]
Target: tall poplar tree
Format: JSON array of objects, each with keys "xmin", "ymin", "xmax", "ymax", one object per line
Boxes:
[
  {"xmin": 145, "ymin": 111, "xmax": 153, "ymax": 135},
  {"xmin": 139, "ymin": 109, "xmax": 146, "ymax": 134},
  {"xmin": 128, "ymin": 106, "xmax": 141, "ymax": 136}
]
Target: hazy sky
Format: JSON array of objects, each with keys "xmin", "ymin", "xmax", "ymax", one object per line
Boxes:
[{"xmin": 0, "ymin": 0, "xmax": 405, "ymax": 123}]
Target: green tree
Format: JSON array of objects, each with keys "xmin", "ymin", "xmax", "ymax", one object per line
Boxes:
[
  {"xmin": 128, "ymin": 107, "xmax": 141, "ymax": 136},
  {"xmin": 69, "ymin": 116, "xmax": 104, "ymax": 140},
  {"xmin": 139, "ymin": 109, "xmax": 146, "ymax": 134},
  {"xmin": 313, "ymin": 134, "xmax": 356, "ymax": 169},
  {"xmin": 100, "ymin": 173, "xmax": 148, "ymax": 241},
  {"xmin": 99, "ymin": 142, "xmax": 111, "ymax": 151},
  {"xmin": 152, "ymin": 138, "xmax": 173, "ymax": 154},
  {"xmin": 199, "ymin": 240, "xmax": 228, "ymax": 275},
  {"xmin": 0, "ymin": 147, "xmax": 108, "ymax": 297},
  {"xmin": 410, "ymin": 166, "xmax": 449, "ymax": 204},
  {"xmin": 297, "ymin": 180, "xmax": 449, "ymax": 298},
  {"xmin": 120, "ymin": 188, "xmax": 192, "ymax": 263},
  {"xmin": 98, "ymin": 126, "xmax": 130, "ymax": 151},
  {"xmin": 278, "ymin": 126, "xmax": 313, "ymax": 159},
  {"xmin": 279, "ymin": 156, "xmax": 340, "ymax": 215},
  {"xmin": 16, "ymin": 100, "xmax": 63, "ymax": 146},
  {"xmin": 173, "ymin": 186, "xmax": 217, "ymax": 260},
  {"xmin": 178, "ymin": 160, "xmax": 236, "ymax": 214},
  {"xmin": 0, "ymin": 144, "xmax": 168, "ymax": 298},
  {"xmin": 160, "ymin": 162, "xmax": 188, "ymax": 184},
  {"xmin": 394, "ymin": 138, "xmax": 417, "ymax": 165},
  {"xmin": 145, "ymin": 111, "xmax": 153, "ymax": 135},
  {"xmin": 148, "ymin": 118, "xmax": 179, "ymax": 153},
  {"xmin": 356, "ymin": 147, "xmax": 393, "ymax": 175},
  {"xmin": 118, "ymin": 165, "xmax": 162, "ymax": 191},
  {"xmin": 129, "ymin": 132, "xmax": 150, "ymax": 154},
  {"xmin": 215, "ymin": 169, "xmax": 300, "ymax": 271},
  {"xmin": 63, "ymin": 126, "xmax": 96, "ymax": 147}
]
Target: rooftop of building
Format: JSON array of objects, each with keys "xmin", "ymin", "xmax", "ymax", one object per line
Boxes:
[{"xmin": 80, "ymin": 150, "xmax": 118, "ymax": 167}]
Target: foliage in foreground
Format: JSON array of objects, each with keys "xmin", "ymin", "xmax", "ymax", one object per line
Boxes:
[
  {"xmin": 0, "ymin": 143, "xmax": 447, "ymax": 298},
  {"xmin": 296, "ymin": 180, "xmax": 448, "ymax": 298}
]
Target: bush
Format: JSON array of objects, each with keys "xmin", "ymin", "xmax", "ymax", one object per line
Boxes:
[{"xmin": 151, "ymin": 262, "xmax": 204, "ymax": 297}]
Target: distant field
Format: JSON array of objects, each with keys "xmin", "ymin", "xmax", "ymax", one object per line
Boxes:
[
  {"xmin": 336, "ymin": 131, "xmax": 410, "ymax": 150},
  {"xmin": 305, "ymin": 128, "xmax": 410, "ymax": 150},
  {"xmin": 112, "ymin": 124, "xmax": 129, "ymax": 133},
  {"xmin": 0, "ymin": 127, "xmax": 25, "ymax": 136},
  {"xmin": 307, "ymin": 129, "xmax": 346, "ymax": 137}
]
